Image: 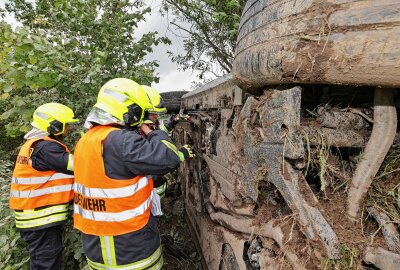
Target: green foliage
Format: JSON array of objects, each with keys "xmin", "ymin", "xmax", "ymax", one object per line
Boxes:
[
  {"xmin": 1, "ymin": 0, "xmax": 169, "ymax": 139},
  {"xmin": 62, "ymin": 214, "xmax": 87, "ymax": 269},
  {"xmin": 1, "ymin": 1, "xmax": 170, "ymax": 268},
  {"xmin": 162, "ymin": 0, "xmax": 245, "ymax": 79},
  {"xmin": 0, "ymin": 160, "xmax": 29, "ymax": 269}
]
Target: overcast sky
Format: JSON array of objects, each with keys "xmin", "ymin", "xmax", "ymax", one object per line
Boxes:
[
  {"xmin": 136, "ymin": 0, "xmax": 201, "ymax": 92},
  {"xmin": 0, "ymin": 0, "xmax": 201, "ymax": 93}
]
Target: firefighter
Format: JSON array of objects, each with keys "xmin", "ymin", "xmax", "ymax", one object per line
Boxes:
[
  {"xmin": 141, "ymin": 85, "xmax": 192, "ymax": 198},
  {"xmin": 9, "ymin": 102, "xmax": 78, "ymax": 270},
  {"xmin": 140, "ymin": 85, "xmax": 170, "ymax": 198},
  {"xmin": 73, "ymin": 78, "xmax": 193, "ymax": 269}
]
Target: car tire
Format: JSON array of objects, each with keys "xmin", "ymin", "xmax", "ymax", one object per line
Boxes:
[
  {"xmin": 161, "ymin": 91, "xmax": 188, "ymax": 112},
  {"xmin": 233, "ymin": 0, "xmax": 400, "ymax": 92}
]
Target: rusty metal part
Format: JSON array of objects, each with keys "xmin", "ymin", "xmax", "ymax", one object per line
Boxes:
[
  {"xmin": 347, "ymin": 89, "xmax": 398, "ymax": 222},
  {"xmin": 209, "ymin": 175, "xmax": 255, "ymax": 216},
  {"xmin": 234, "ymin": 88, "xmax": 340, "ymax": 259},
  {"xmin": 268, "ymin": 161, "xmax": 340, "ymax": 259},
  {"xmin": 204, "ymin": 155, "xmax": 242, "ymax": 203},
  {"xmin": 316, "ymin": 110, "xmax": 370, "ymax": 130},
  {"xmin": 367, "ymin": 207, "xmax": 400, "ymax": 253},
  {"xmin": 185, "ymin": 199, "xmax": 247, "ymax": 269},
  {"xmin": 257, "ymin": 222, "xmax": 306, "ymax": 270},
  {"xmin": 363, "ymin": 247, "xmax": 400, "ymax": 270},
  {"xmin": 301, "ymin": 126, "xmax": 369, "ymax": 148},
  {"xmin": 196, "ymin": 86, "xmax": 340, "ymax": 259},
  {"xmin": 205, "ymin": 202, "xmax": 306, "ymax": 270}
]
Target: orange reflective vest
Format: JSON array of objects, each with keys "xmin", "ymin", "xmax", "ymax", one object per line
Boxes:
[
  {"xmin": 9, "ymin": 137, "xmax": 74, "ymax": 210},
  {"xmin": 73, "ymin": 126, "xmax": 153, "ymax": 236}
]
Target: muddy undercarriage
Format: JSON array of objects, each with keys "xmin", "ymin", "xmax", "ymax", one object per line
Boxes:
[{"xmin": 172, "ymin": 75, "xmax": 399, "ymax": 269}]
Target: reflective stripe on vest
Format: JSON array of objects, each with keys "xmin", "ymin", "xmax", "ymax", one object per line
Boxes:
[
  {"xmin": 14, "ymin": 203, "xmax": 69, "ymax": 229},
  {"xmin": 74, "ymin": 192, "xmax": 153, "ymax": 222},
  {"xmin": 74, "ymin": 177, "xmax": 149, "ymax": 198},
  {"xmin": 12, "ymin": 173, "xmax": 73, "ymax": 185},
  {"xmin": 10, "ymin": 137, "xmax": 74, "ymax": 210},
  {"xmin": 73, "ymin": 126, "xmax": 153, "ymax": 236},
  {"xmin": 87, "ymin": 245, "xmax": 163, "ymax": 270},
  {"xmin": 10, "ymin": 184, "xmax": 73, "ymax": 198}
]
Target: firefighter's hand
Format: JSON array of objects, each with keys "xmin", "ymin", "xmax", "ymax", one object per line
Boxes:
[
  {"xmin": 140, "ymin": 123, "xmax": 152, "ymax": 136},
  {"xmin": 171, "ymin": 114, "xmax": 191, "ymax": 124},
  {"xmin": 142, "ymin": 118, "xmax": 157, "ymax": 130},
  {"xmin": 142, "ymin": 119, "xmax": 153, "ymax": 125},
  {"xmin": 178, "ymin": 144, "xmax": 195, "ymax": 161}
]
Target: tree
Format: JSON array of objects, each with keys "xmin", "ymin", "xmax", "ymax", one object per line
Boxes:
[
  {"xmin": 1, "ymin": 0, "xmax": 169, "ymax": 138},
  {"xmin": 0, "ymin": 1, "xmax": 171, "ymax": 267},
  {"xmin": 162, "ymin": 0, "xmax": 245, "ymax": 79}
]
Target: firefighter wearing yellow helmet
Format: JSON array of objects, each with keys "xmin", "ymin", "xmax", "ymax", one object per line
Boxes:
[
  {"xmin": 140, "ymin": 85, "xmax": 168, "ymax": 133},
  {"xmin": 73, "ymin": 78, "xmax": 194, "ymax": 270},
  {"xmin": 10, "ymin": 102, "xmax": 77, "ymax": 269}
]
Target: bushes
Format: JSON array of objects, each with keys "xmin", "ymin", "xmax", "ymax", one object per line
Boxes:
[
  {"xmin": 0, "ymin": 159, "xmax": 86, "ymax": 269},
  {"xmin": 0, "ymin": 160, "xmax": 29, "ymax": 269}
]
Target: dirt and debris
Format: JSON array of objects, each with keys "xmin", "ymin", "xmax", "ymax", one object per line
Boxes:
[
  {"xmin": 175, "ymin": 68, "xmax": 399, "ymax": 268},
  {"xmin": 158, "ymin": 181, "xmax": 202, "ymax": 270}
]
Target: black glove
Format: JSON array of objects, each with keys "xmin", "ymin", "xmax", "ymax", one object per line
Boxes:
[{"xmin": 178, "ymin": 144, "xmax": 195, "ymax": 161}]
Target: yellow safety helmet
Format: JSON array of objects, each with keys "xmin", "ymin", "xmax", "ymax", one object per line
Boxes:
[
  {"xmin": 31, "ymin": 103, "xmax": 78, "ymax": 135},
  {"xmin": 94, "ymin": 78, "xmax": 153, "ymax": 126},
  {"xmin": 141, "ymin": 85, "xmax": 167, "ymax": 115}
]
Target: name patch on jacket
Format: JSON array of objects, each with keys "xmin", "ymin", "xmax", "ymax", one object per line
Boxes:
[{"xmin": 74, "ymin": 193, "xmax": 106, "ymax": 211}]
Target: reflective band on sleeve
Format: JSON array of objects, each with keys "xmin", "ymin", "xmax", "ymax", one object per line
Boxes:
[
  {"xmin": 159, "ymin": 124, "xmax": 169, "ymax": 133},
  {"xmin": 74, "ymin": 194, "xmax": 152, "ymax": 222},
  {"xmin": 15, "ymin": 213, "xmax": 68, "ymax": 228},
  {"xmin": 14, "ymin": 204, "xmax": 69, "ymax": 219},
  {"xmin": 67, "ymin": 154, "xmax": 74, "ymax": 171},
  {"xmin": 10, "ymin": 184, "xmax": 73, "ymax": 198},
  {"xmin": 12, "ymin": 173, "xmax": 74, "ymax": 185},
  {"xmin": 156, "ymin": 183, "xmax": 166, "ymax": 195},
  {"xmin": 87, "ymin": 245, "xmax": 162, "ymax": 270},
  {"xmin": 178, "ymin": 151, "xmax": 185, "ymax": 162},
  {"xmin": 74, "ymin": 177, "xmax": 148, "ymax": 199},
  {"xmin": 151, "ymin": 256, "xmax": 163, "ymax": 270},
  {"xmin": 161, "ymin": 140, "xmax": 179, "ymax": 157}
]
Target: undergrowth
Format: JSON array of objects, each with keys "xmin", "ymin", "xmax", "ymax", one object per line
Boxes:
[
  {"xmin": 317, "ymin": 147, "xmax": 399, "ymax": 269},
  {"xmin": 158, "ymin": 174, "xmax": 202, "ymax": 270},
  {"xmin": 321, "ymin": 244, "xmax": 360, "ymax": 270},
  {"xmin": 366, "ymin": 147, "xmax": 400, "ymax": 225},
  {"xmin": 0, "ymin": 159, "xmax": 86, "ymax": 269}
]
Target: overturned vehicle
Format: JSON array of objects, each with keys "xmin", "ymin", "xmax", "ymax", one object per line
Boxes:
[{"xmin": 171, "ymin": 0, "xmax": 400, "ymax": 269}]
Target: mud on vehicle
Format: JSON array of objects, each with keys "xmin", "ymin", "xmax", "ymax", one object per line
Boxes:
[{"xmin": 172, "ymin": 1, "xmax": 400, "ymax": 269}]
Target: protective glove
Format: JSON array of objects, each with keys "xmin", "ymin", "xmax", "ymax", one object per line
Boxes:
[
  {"xmin": 178, "ymin": 144, "xmax": 195, "ymax": 161},
  {"xmin": 170, "ymin": 114, "xmax": 191, "ymax": 124},
  {"xmin": 176, "ymin": 114, "xmax": 191, "ymax": 121}
]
